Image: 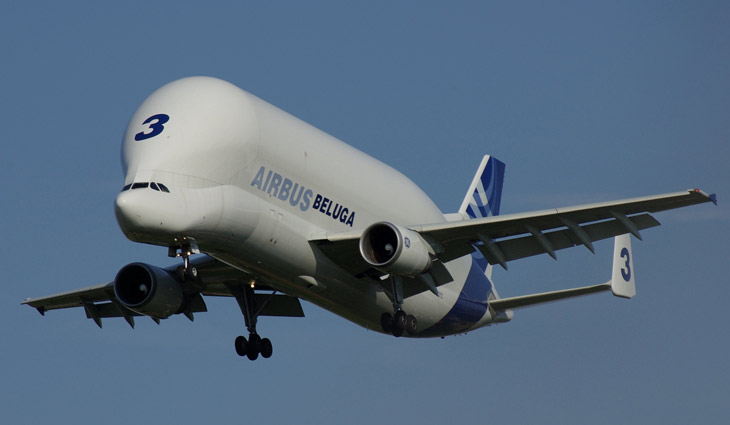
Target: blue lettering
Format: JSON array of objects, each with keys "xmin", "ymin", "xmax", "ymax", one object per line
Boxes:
[
  {"xmin": 279, "ymin": 178, "xmax": 292, "ymax": 201},
  {"xmin": 250, "ymin": 166, "xmax": 265, "ymax": 189},
  {"xmin": 620, "ymin": 247, "xmax": 631, "ymax": 281},
  {"xmin": 300, "ymin": 189, "xmax": 313, "ymax": 211},
  {"xmin": 320, "ymin": 197, "xmax": 330, "ymax": 214},
  {"xmin": 289, "ymin": 183, "xmax": 303, "ymax": 207},
  {"xmin": 248, "ymin": 165, "xmax": 355, "ymax": 226},
  {"xmin": 267, "ymin": 173, "xmax": 282, "ymax": 197},
  {"xmin": 262, "ymin": 170, "xmax": 273, "ymax": 193},
  {"xmin": 134, "ymin": 114, "xmax": 170, "ymax": 141}
]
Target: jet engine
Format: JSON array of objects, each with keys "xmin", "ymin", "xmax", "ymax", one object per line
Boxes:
[
  {"xmin": 359, "ymin": 222, "xmax": 432, "ymax": 276},
  {"xmin": 114, "ymin": 263, "xmax": 184, "ymax": 318}
]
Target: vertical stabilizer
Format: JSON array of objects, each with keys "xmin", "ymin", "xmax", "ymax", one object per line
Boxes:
[
  {"xmin": 610, "ymin": 234, "xmax": 636, "ymax": 299},
  {"xmin": 458, "ymin": 155, "xmax": 506, "ymax": 219},
  {"xmin": 458, "ymin": 155, "xmax": 506, "ymax": 278}
]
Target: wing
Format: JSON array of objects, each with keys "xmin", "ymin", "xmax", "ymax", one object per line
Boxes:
[
  {"xmin": 22, "ymin": 255, "xmax": 304, "ymax": 328},
  {"xmin": 313, "ymin": 189, "xmax": 716, "ymax": 275}
]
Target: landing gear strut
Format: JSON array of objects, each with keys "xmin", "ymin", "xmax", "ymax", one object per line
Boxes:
[
  {"xmin": 226, "ymin": 283, "xmax": 274, "ymax": 361},
  {"xmin": 168, "ymin": 244, "xmax": 198, "ymax": 282},
  {"xmin": 380, "ymin": 275, "xmax": 417, "ymax": 337}
]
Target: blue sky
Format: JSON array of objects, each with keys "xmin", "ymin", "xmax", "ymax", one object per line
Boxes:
[{"xmin": 2, "ymin": 2, "xmax": 728, "ymax": 424}]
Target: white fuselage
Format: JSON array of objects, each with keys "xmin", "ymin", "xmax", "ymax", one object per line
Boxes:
[{"xmin": 114, "ymin": 77, "xmax": 499, "ymax": 336}]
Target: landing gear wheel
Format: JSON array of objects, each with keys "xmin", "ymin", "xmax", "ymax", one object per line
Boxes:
[
  {"xmin": 406, "ymin": 315, "xmax": 418, "ymax": 335},
  {"xmin": 186, "ymin": 266, "xmax": 199, "ymax": 281},
  {"xmin": 234, "ymin": 335, "xmax": 248, "ymax": 357},
  {"xmin": 380, "ymin": 312, "xmax": 394, "ymax": 334},
  {"xmin": 260, "ymin": 338, "xmax": 273, "ymax": 358},
  {"xmin": 176, "ymin": 265, "xmax": 186, "ymax": 282},
  {"xmin": 392, "ymin": 310, "xmax": 407, "ymax": 337},
  {"xmin": 247, "ymin": 334, "xmax": 261, "ymax": 361}
]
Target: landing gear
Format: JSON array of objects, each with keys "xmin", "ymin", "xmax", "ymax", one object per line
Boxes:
[
  {"xmin": 381, "ymin": 310, "xmax": 417, "ymax": 337},
  {"xmin": 169, "ymin": 244, "xmax": 198, "ymax": 282},
  {"xmin": 234, "ymin": 334, "xmax": 273, "ymax": 360},
  {"xmin": 380, "ymin": 275, "xmax": 418, "ymax": 337},
  {"xmin": 226, "ymin": 283, "xmax": 275, "ymax": 361}
]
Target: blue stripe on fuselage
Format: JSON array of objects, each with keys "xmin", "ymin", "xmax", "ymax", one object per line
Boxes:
[{"xmin": 419, "ymin": 254, "xmax": 493, "ymax": 337}]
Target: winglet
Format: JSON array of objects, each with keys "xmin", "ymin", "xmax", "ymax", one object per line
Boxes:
[{"xmin": 610, "ymin": 234, "xmax": 636, "ymax": 299}]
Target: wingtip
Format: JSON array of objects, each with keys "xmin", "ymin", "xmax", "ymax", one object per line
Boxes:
[{"xmin": 691, "ymin": 188, "xmax": 718, "ymax": 206}]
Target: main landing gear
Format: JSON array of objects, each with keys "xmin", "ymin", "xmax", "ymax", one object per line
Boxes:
[
  {"xmin": 380, "ymin": 275, "xmax": 418, "ymax": 337},
  {"xmin": 226, "ymin": 282, "xmax": 274, "ymax": 361}
]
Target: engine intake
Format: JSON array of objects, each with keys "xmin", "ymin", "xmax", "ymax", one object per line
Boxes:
[
  {"xmin": 359, "ymin": 222, "xmax": 432, "ymax": 276},
  {"xmin": 114, "ymin": 263, "xmax": 184, "ymax": 318}
]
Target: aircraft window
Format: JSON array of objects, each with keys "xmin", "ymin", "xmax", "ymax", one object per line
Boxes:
[
  {"xmin": 150, "ymin": 182, "xmax": 160, "ymax": 191},
  {"xmin": 122, "ymin": 184, "xmax": 132, "ymax": 192},
  {"xmin": 132, "ymin": 182, "xmax": 149, "ymax": 190},
  {"xmin": 158, "ymin": 183, "xmax": 170, "ymax": 193}
]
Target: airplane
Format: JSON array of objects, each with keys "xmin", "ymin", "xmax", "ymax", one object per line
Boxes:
[{"xmin": 22, "ymin": 76, "xmax": 717, "ymax": 361}]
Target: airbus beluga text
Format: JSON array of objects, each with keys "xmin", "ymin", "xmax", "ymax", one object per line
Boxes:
[{"xmin": 23, "ymin": 77, "xmax": 717, "ymax": 361}]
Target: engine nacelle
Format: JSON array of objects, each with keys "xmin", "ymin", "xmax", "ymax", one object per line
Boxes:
[
  {"xmin": 359, "ymin": 222, "xmax": 433, "ymax": 276},
  {"xmin": 114, "ymin": 263, "xmax": 184, "ymax": 319}
]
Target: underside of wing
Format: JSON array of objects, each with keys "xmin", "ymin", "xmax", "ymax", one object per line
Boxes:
[{"xmin": 313, "ymin": 189, "xmax": 716, "ymax": 273}]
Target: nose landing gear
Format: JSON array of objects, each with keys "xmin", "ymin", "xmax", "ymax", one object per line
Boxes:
[{"xmin": 169, "ymin": 244, "xmax": 199, "ymax": 282}]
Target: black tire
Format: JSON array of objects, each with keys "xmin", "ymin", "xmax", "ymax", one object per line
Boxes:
[
  {"xmin": 406, "ymin": 315, "xmax": 418, "ymax": 335},
  {"xmin": 260, "ymin": 338, "xmax": 273, "ymax": 359},
  {"xmin": 176, "ymin": 265, "xmax": 186, "ymax": 282},
  {"xmin": 186, "ymin": 266, "xmax": 199, "ymax": 281},
  {"xmin": 392, "ymin": 310, "xmax": 407, "ymax": 337},
  {"xmin": 247, "ymin": 334, "xmax": 261, "ymax": 361},
  {"xmin": 234, "ymin": 335, "xmax": 247, "ymax": 357},
  {"xmin": 380, "ymin": 312, "xmax": 393, "ymax": 334},
  {"xmin": 246, "ymin": 349, "xmax": 259, "ymax": 361}
]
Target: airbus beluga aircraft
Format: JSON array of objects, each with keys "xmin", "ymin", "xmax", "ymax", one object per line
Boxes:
[{"xmin": 23, "ymin": 76, "xmax": 717, "ymax": 361}]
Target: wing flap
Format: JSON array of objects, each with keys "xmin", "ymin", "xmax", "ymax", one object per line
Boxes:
[
  {"xmin": 482, "ymin": 213, "xmax": 659, "ymax": 264},
  {"xmin": 255, "ymin": 294, "xmax": 305, "ymax": 317}
]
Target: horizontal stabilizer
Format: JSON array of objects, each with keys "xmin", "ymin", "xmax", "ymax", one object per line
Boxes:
[
  {"xmin": 489, "ymin": 283, "xmax": 611, "ymax": 310},
  {"xmin": 489, "ymin": 234, "xmax": 635, "ymax": 311}
]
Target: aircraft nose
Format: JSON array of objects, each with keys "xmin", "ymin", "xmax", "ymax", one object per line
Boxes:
[
  {"xmin": 115, "ymin": 189, "xmax": 150, "ymax": 230},
  {"xmin": 114, "ymin": 183, "xmax": 224, "ymax": 245},
  {"xmin": 114, "ymin": 187, "xmax": 175, "ymax": 242}
]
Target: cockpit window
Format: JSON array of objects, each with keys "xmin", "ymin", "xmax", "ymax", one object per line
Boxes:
[{"xmin": 120, "ymin": 182, "xmax": 171, "ymax": 193}]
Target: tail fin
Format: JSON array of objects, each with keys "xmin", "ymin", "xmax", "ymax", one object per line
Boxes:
[
  {"xmin": 458, "ymin": 155, "xmax": 505, "ymax": 278},
  {"xmin": 610, "ymin": 234, "xmax": 636, "ymax": 298},
  {"xmin": 458, "ymin": 155, "xmax": 506, "ymax": 219}
]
